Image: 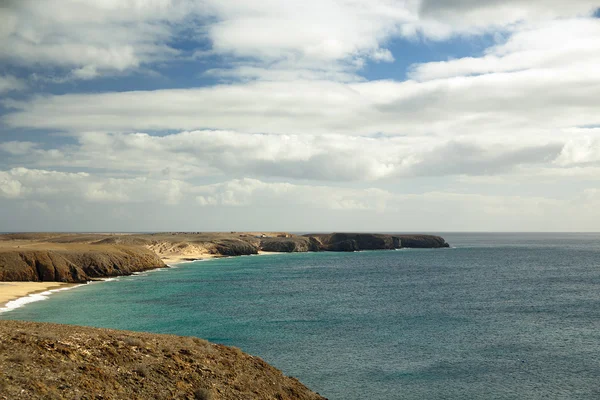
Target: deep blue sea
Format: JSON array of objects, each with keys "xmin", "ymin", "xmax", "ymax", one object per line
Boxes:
[{"xmin": 3, "ymin": 233, "xmax": 600, "ymax": 399}]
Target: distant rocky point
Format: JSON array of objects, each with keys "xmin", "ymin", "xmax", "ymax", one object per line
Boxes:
[{"xmin": 0, "ymin": 232, "xmax": 449, "ymax": 282}]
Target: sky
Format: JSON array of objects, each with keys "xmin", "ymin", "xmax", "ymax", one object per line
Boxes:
[{"xmin": 0, "ymin": 0, "xmax": 599, "ymax": 232}]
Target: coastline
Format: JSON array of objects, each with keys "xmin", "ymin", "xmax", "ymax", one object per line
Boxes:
[
  {"xmin": 160, "ymin": 250, "xmax": 283, "ymax": 265},
  {"xmin": 0, "ymin": 252, "xmax": 281, "ymax": 314},
  {"xmin": 0, "ymin": 282, "xmax": 79, "ymax": 312}
]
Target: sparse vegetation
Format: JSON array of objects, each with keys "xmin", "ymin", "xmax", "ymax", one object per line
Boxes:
[
  {"xmin": 194, "ymin": 387, "xmax": 213, "ymax": 400},
  {"xmin": 0, "ymin": 320, "xmax": 326, "ymax": 400},
  {"xmin": 122, "ymin": 336, "xmax": 144, "ymax": 347}
]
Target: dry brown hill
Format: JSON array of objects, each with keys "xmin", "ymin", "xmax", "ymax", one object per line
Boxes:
[{"xmin": 0, "ymin": 320, "xmax": 326, "ymax": 400}]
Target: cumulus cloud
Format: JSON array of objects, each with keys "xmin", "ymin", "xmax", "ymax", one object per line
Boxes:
[
  {"xmin": 0, "ymin": 0, "xmax": 191, "ymax": 79},
  {"xmin": 0, "ymin": 167, "xmax": 190, "ymax": 206},
  {"xmin": 2, "ymin": 1, "xmax": 596, "ymax": 82},
  {"xmin": 554, "ymin": 128, "xmax": 600, "ymax": 167},
  {"xmin": 0, "ymin": 131, "xmax": 567, "ymax": 182}
]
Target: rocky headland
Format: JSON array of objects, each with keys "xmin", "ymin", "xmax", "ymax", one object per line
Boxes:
[
  {"xmin": 0, "ymin": 232, "xmax": 449, "ymax": 283},
  {"xmin": 0, "ymin": 320, "xmax": 326, "ymax": 400}
]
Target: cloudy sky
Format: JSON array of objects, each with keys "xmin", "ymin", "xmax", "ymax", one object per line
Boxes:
[{"xmin": 1, "ymin": 0, "xmax": 599, "ymax": 232}]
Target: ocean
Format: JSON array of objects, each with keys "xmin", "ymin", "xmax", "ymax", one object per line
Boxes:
[{"xmin": 2, "ymin": 233, "xmax": 600, "ymax": 399}]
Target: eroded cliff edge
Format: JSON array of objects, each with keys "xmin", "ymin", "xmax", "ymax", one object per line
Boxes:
[
  {"xmin": 0, "ymin": 245, "xmax": 166, "ymax": 283},
  {"xmin": 0, "ymin": 320, "xmax": 326, "ymax": 400}
]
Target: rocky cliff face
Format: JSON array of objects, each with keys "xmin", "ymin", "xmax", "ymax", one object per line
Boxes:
[
  {"xmin": 259, "ymin": 237, "xmax": 321, "ymax": 253},
  {"xmin": 259, "ymin": 233, "xmax": 449, "ymax": 253},
  {"xmin": 0, "ymin": 320, "xmax": 326, "ymax": 400},
  {"xmin": 0, "ymin": 246, "xmax": 165, "ymax": 283},
  {"xmin": 303, "ymin": 233, "xmax": 448, "ymax": 252},
  {"xmin": 310, "ymin": 233, "xmax": 400, "ymax": 252},
  {"xmin": 394, "ymin": 235, "xmax": 450, "ymax": 248}
]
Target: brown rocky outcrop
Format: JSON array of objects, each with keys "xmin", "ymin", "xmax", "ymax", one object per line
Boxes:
[
  {"xmin": 304, "ymin": 233, "xmax": 448, "ymax": 251},
  {"xmin": 394, "ymin": 234, "xmax": 450, "ymax": 248},
  {"xmin": 0, "ymin": 246, "xmax": 165, "ymax": 283},
  {"xmin": 0, "ymin": 320, "xmax": 326, "ymax": 400},
  {"xmin": 259, "ymin": 237, "xmax": 321, "ymax": 253}
]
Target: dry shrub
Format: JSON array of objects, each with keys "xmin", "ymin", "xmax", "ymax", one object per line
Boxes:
[
  {"xmin": 134, "ymin": 364, "xmax": 149, "ymax": 378},
  {"xmin": 7, "ymin": 352, "xmax": 28, "ymax": 363},
  {"xmin": 194, "ymin": 387, "xmax": 213, "ymax": 400}
]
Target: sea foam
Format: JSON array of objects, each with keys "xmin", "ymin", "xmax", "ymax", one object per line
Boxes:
[{"xmin": 0, "ymin": 285, "xmax": 84, "ymax": 314}]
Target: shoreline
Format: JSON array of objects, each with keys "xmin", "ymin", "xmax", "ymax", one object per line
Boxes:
[
  {"xmin": 0, "ymin": 282, "xmax": 81, "ymax": 312},
  {"xmin": 0, "ymin": 245, "xmax": 444, "ymax": 314},
  {"xmin": 0, "ymin": 252, "xmax": 281, "ymax": 313},
  {"xmin": 160, "ymin": 250, "xmax": 284, "ymax": 265}
]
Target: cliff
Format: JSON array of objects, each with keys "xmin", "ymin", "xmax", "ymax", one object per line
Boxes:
[
  {"xmin": 0, "ymin": 320, "xmax": 326, "ymax": 400},
  {"xmin": 259, "ymin": 237, "xmax": 321, "ymax": 253},
  {"xmin": 260, "ymin": 233, "xmax": 449, "ymax": 253},
  {"xmin": 0, "ymin": 245, "xmax": 165, "ymax": 283},
  {"xmin": 394, "ymin": 234, "xmax": 450, "ymax": 248},
  {"xmin": 306, "ymin": 233, "xmax": 401, "ymax": 252}
]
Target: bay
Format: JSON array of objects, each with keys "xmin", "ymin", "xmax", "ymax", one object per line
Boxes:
[{"xmin": 3, "ymin": 233, "xmax": 600, "ymax": 399}]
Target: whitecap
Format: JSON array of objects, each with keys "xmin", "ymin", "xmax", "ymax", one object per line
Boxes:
[{"xmin": 0, "ymin": 285, "xmax": 84, "ymax": 314}]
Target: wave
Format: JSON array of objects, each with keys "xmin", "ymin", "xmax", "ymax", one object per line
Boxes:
[{"xmin": 0, "ymin": 285, "xmax": 85, "ymax": 314}]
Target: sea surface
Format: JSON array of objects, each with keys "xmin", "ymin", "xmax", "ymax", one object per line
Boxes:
[{"xmin": 3, "ymin": 233, "xmax": 600, "ymax": 399}]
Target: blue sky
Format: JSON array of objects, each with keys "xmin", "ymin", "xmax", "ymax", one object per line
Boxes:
[{"xmin": 1, "ymin": 0, "xmax": 600, "ymax": 232}]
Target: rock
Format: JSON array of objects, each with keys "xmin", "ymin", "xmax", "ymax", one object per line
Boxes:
[
  {"xmin": 394, "ymin": 235, "xmax": 450, "ymax": 248},
  {"xmin": 0, "ymin": 246, "xmax": 165, "ymax": 283},
  {"xmin": 259, "ymin": 237, "xmax": 313, "ymax": 252}
]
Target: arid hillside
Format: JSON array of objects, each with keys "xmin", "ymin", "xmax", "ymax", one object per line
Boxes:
[{"xmin": 0, "ymin": 320, "xmax": 327, "ymax": 400}]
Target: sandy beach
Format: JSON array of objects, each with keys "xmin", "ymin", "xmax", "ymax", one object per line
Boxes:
[
  {"xmin": 160, "ymin": 253, "xmax": 223, "ymax": 265},
  {"xmin": 160, "ymin": 251, "xmax": 284, "ymax": 265},
  {"xmin": 0, "ymin": 282, "xmax": 74, "ymax": 309}
]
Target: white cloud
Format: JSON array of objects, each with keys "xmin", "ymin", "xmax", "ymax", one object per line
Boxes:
[
  {"xmin": 0, "ymin": 167, "xmax": 190, "ymax": 205},
  {"xmin": 5, "ymin": 56, "xmax": 599, "ymax": 142},
  {"xmin": 0, "ymin": 141, "xmax": 38, "ymax": 155},
  {"xmin": 0, "ymin": 0, "xmax": 191, "ymax": 79},
  {"xmin": 554, "ymin": 128, "xmax": 600, "ymax": 166},
  {"xmin": 416, "ymin": 0, "xmax": 598, "ymax": 38},
  {"xmin": 195, "ymin": 178, "xmax": 392, "ymax": 211},
  {"xmin": 409, "ymin": 19, "xmax": 600, "ymax": 81},
  {"xmin": 1, "ymin": 167, "xmax": 600, "ymax": 231},
  {"xmin": 1, "ymin": 1, "xmax": 597, "ymax": 82},
  {"xmin": 2, "ymin": 1, "xmax": 600, "ymax": 231},
  {"xmin": 0, "ymin": 131, "xmax": 565, "ymax": 182},
  {"xmin": 0, "ymin": 75, "xmax": 26, "ymax": 93}
]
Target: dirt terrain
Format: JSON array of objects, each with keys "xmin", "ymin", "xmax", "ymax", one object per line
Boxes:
[{"xmin": 0, "ymin": 320, "xmax": 327, "ymax": 400}]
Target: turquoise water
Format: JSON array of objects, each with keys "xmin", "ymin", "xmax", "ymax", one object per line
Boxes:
[{"xmin": 3, "ymin": 233, "xmax": 600, "ymax": 399}]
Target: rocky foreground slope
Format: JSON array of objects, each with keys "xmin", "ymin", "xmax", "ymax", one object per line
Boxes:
[
  {"xmin": 0, "ymin": 320, "xmax": 326, "ymax": 400},
  {"xmin": 0, "ymin": 232, "xmax": 449, "ymax": 282}
]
